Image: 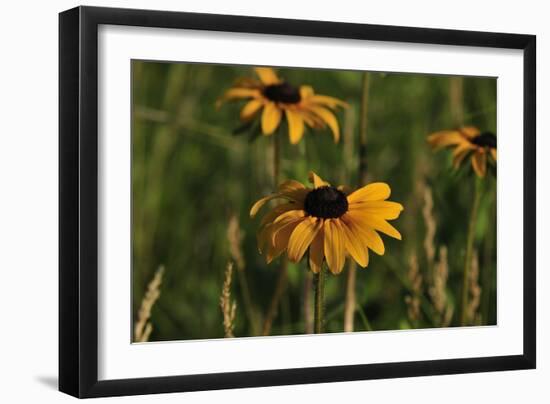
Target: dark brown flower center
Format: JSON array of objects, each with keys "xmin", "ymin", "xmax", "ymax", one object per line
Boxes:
[
  {"xmin": 304, "ymin": 186, "xmax": 349, "ymax": 219},
  {"xmin": 471, "ymin": 132, "xmax": 496, "ymax": 149},
  {"xmin": 263, "ymin": 82, "xmax": 301, "ymax": 104}
]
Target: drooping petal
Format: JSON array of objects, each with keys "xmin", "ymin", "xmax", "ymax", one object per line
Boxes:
[
  {"xmin": 452, "ymin": 143, "xmax": 475, "ymax": 168},
  {"xmin": 240, "ymin": 99, "xmax": 264, "ymax": 121},
  {"xmin": 347, "ymin": 210, "xmax": 402, "ymax": 240},
  {"xmin": 309, "ymin": 95, "xmax": 349, "ymax": 109},
  {"xmin": 250, "ymin": 192, "xmax": 300, "ymax": 217},
  {"xmin": 255, "ymin": 67, "xmax": 280, "ymax": 85},
  {"xmin": 287, "ymin": 217, "xmax": 321, "ymax": 262},
  {"xmin": 285, "ymin": 109, "xmax": 305, "ymax": 144},
  {"xmin": 300, "ymin": 110, "xmax": 325, "ymax": 128},
  {"xmin": 266, "ymin": 220, "xmax": 302, "ymax": 264},
  {"xmin": 261, "ymin": 102, "xmax": 283, "ymax": 135},
  {"xmin": 260, "ymin": 202, "xmax": 303, "ymax": 227},
  {"xmin": 216, "ymin": 88, "xmax": 261, "ymax": 108},
  {"xmin": 324, "ymin": 219, "xmax": 346, "ymax": 274},
  {"xmin": 258, "ymin": 212, "xmax": 304, "ymax": 254},
  {"xmin": 308, "ymin": 227, "xmax": 325, "ymax": 274},
  {"xmin": 347, "ymin": 182, "xmax": 391, "ymax": 203},
  {"xmin": 342, "ymin": 214, "xmax": 385, "ymax": 255},
  {"xmin": 308, "ymin": 105, "xmax": 340, "ymax": 142},
  {"xmin": 349, "ymin": 200, "xmax": 404, "ymax": 220},
  {"xmin": 471, "ymin": 150, "xmax": 487, "ymax": 177},
  {"xmin": 273, "ymin": 209, "xmax": 306, "ymax": 225},
  {"xmin": 339, "ymin": 220, "xmax": 369, "ymax": 267},
  {"xmin": 278, "ymin": 179, "xmax": 306, "ymax": 193},
  {"xmin": 308, "ymin": 171, "xmax": 330, "ymax": 188}
]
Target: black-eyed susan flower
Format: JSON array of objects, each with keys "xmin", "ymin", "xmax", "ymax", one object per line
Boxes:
[
  {"xmin": 217, "ymin": 67, "xmax": 348, "ymax": 144},
  {"xmin": 250, "ymin": 172, "xmax": 403, "ymax": 275},
  {"xmin": 428, "ymin": 126, "xmax": 496, "ymax": 178}
]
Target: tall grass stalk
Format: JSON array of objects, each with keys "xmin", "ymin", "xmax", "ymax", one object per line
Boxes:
[
  {"xmin": 344, "ymin": 71, "xmax": 371, "ymax": 332},
  {"xmin": 220, "ymin": 262, "xmax": 237, "ymax": 338},
  {"xmin": 460, "ymin": 178, "xmax": 482, "ymax": 325},
  {"xmin": 227, "ymin": 214, "xmax": 260, "ymax": 335},
  {"xmin": 481, "ymin": 185, "xmax": 496, "ymax": 323},
  {"xmin": 134, "ymin": 266, "xmax": 164, "ymax": 342}
]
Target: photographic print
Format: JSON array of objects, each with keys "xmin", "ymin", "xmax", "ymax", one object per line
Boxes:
[{"xmin": 131, "ymin": 61, "xmax": 497, "ymax": 343}]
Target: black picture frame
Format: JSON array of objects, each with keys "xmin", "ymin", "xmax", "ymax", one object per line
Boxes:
[{"xmin": 59, "ymin": 5, "xmax": 536, "ymax": 398}]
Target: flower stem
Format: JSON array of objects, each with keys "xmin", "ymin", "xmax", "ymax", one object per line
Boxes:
[
  {"xmin": 460, "ymin": 177, "xmax": 482, "ymax": 326},
  {"xmin": 314, "ymin": 265, "xmax": 326, "ymax": 334}
]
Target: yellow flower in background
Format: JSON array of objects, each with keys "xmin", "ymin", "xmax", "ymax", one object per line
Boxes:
[
  {"xmin": 428, "ymin": 126, "xmax": 496, "ymax": 178},
  {"xmin": 217, "ymin": 67, "xmax": 348, "ymax": 144},
  {"xmin": 250, "ymin": 172, "xmax": 403, "ymax": 275}
]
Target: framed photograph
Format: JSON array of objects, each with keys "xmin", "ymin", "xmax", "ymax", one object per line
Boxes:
[{"xmin": 59, "ymin": 6, "xmax": 536, "ymax": 398}]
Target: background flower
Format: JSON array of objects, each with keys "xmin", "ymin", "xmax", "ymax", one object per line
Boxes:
[
  {"xmin": 217, "ymin": 67, "xmax": 348, "ymax": 144},
  {"xmin": 428, "ymin": 126, "xmax": 496, "ymax": 177}
]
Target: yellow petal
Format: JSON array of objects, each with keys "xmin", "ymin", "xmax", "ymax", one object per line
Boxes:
[
  {"xmin": 261, "ymin": 102, "xmax": 282, "ymax": 135},
  {"xmin": 278, "ymin": 179, "xmax": 306, "ymax": 193},
  {"xmin": 251, "ymin": 191, "xmax": 300, "ymax": 218},
  {"xmin": 452, "ymin": 143, "xmax": 475, "ymax": 168},
  {"xmin": 255, "ymin": 67, "xmax": 280, "ymax": 85},
  {"xmin": 471, "ymin": 150, "xmax": 487, "ymax": 178},
  {"xmin": 216, "ymin": 88, "xmax": 260, "ymax": 108},
  {"xmin": 273, "ymin": 209, "xmax": 306, "ymax": 225},
  {"xmin": 339, "ymin": 220, "xmax": 369, "ymax": 267},
  {"xmin": 490, "ymin": 148, "xmax": 497, "ymax": 162},
  {"xmin": 250, "ymin": 194, "xmax": 279, "ymax": 217},
  {"xmin": 258, "ymin": 213, "xmax": 303, "ymax": 254},
  {"xmin": 349, "ymin": 200, "xmax": 404, "ymax": 220},
  {"xmin": 287, "ymin": 217, "xmax": 321, "ymax": 262},
  {"xmin": 459, "ymin": 126, "xmax": 481, "ymax": 139},
  {"xmin": 285, "ymin": 109, "xmax": 305, "ymax": 144},
  {"xmin": 342, "ymin": 214, "xmax": 385, "ymax": 255},
  {"xmin": 324, "ymin": 219, "xmax": 346, "ymax": 274},
  {"xmin": 427, "ymin": 131, "xmax": 466, "ymax": 148},
  {"xmin": 347, "ymin": 211, "xmax": 402, "ymax": 240},
  {"xmin": 260, "ymin": 202, "xmax": 303, "ymax": 227},
  {"xmin": 309, "ymin": 105, "xmax": 340, "ymax": 143},
  {"xmin": 308, "ymin": 227, "xmax": 324, "ymax": 274},
  {"xmin": 240, "ymin": 99, "xmax": 264, "ymax": 121},
  {"xmin": 308, "ymin": 171, "xmax": 330, "ymax": 188},
  {"xmin": 309, "ymin": 95, "xmax": 349, "ymax": 109},
  {"xmin": 347, "ymin": 182, "xmax": 391, "ymax": 203},
  {"xmin": 266, "ymin": 220, "xmax": 301, "ymax": 264},
  {"xmin": 300, "ymin": 85, "xmax": 314, "ymax": 99},
  {"xmin": 300, "ymin": 110, "xmax": 325, "ymax": 128}
]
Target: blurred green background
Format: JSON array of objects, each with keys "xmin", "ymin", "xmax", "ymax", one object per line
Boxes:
[{"xmin": 132, "ymin": 60, "xmax": 496, "ymax": 342}]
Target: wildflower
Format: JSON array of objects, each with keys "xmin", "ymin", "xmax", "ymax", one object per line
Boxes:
[
  {"xmin": 218, "ymin": 67, "xmax": 348, "ymax": 144},
  {"xmin": 428, "ymin": 126, "xmax": 496, "ymax": 177},
  {"xmin": 250, "ymin": 171, "xmax": 403, "ymax": 274}
]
